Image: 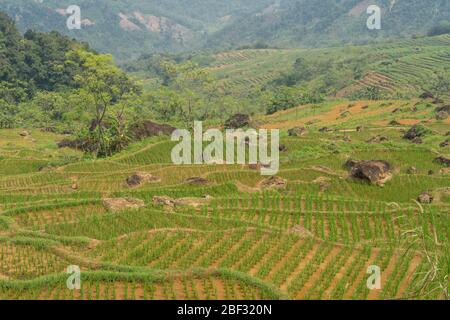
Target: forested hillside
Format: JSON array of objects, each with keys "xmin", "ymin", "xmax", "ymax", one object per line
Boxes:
[
  {"xmin": 0, "ymin": 11, "xmax": 92, "ymax": 103},
  {"xmin": 1, "ymin": 0, "xmax": 449, "ymax": 60},
  {"xmin": 211, "ymin": 0, "xmax": 450, "ymax": 48},
  {"xmin": 0, "ymin": 11, "xmax": 140, "ymax": 156}
]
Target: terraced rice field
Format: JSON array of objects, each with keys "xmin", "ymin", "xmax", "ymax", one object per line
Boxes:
[
  {"xmin": 208, "ymin": 34, "xmax": 450, "ymax": 98},
  {"xmin": 0, "ymin": 99, "xmax": 448, "ymax": 300}
]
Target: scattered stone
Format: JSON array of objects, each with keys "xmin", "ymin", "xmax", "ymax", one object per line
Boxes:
[
  {"xmin": 392, "ymin": 108, "xmax": 401, "ymax": 114},
  {"xmin": 403, "ymin": 125, "xmax": 430, "ymax": 140},
  {"xmin": 103, "ymin": 198, "xmax": 145, "ymax": 212},
  {"xmin": 319, "ymin": 127, "xmax": 333, "ymax": 133},
  {"xmin": 19, "ymin": 130, "xmax": 30, "ymax": 137},
  {"xmin": 411, "ymin": 137, "xmax": 423, "ymax": 144},
  {"xmin": 152, "ymin": 195, "xmax": 212, "ymax": 208},
  {"xmin": 71, "ymin": 183, "xmax": 78, "ymax": 190},
  {"xmin": 439, "ymin": 168, "xmax": 450, "ymax": 174},
  {"xmin": 126, "ymin": 172, "xmax": 160, "ymax": 187},
  {"xmin": 434, "ymin": 156, "xmax": 450, "ymax": 167},
  {"xmin": 248, "ymin": 162, "xmax": 271, "ymax": 170},
  {"xmin": 259, "ymin": 176, "xmax": 287, "ymax": 190},
  {"xmin": 361, "ymin": 105, "xmax": 369, "ymax": 109},
  {"xmin": 224, "ymin": 113, "xmax": 250, "ymax": 129},
  {"xmin": 56, "ymin": 138, "xmax": 96, "ymax": 152},
  {"xmin": 345, "ymin": 159, "xmax": 392, "ymax": 185},
  {"xmin": 313, "ymin": 177, "xmax": 331, "ymax": 192},
  {"xmin": 436, "ymin": 111, "xmax": 448, "ymax": 120},
  {"xmin": 186, "ymin": 177, "xmax": 208, "ymax": 185},
  {"xmin": 406, "ymin": 166, "xmax": 417, "ymax": 174},
  {"xmin": 417, "ymin": 192, "xmax": 433, "ymax": 204},
  {"xmin": 356, "ymin": 126, "xmax": 364, "ymax": 132},
  {"xmin": 419, "ymin": 92, "xmax": 434, "ymax": 99},
  {"xmin": 439, "ymin": 141, "xmax": 449, "ymax": 148},
  {"xmin": 40, "ymin": 127, "xmax": 56, "ymax": 133},
  {"xmin": 152, "ymin": 196, "xmax": 176, "ymax": 208},
  {"xmin": 129, "ymin": 120, "xmax": 176, "ymax": 140},
  {"xmin": 288, "ymin": 127, "xmax": 308, "ymax": 137},
  {"xmin": 366, "ymin": 135, "xmax": 388, "ymax": 143},
  {"xmin": 279, "ymin": 144, "xmax": 288, "ymax": 152}
]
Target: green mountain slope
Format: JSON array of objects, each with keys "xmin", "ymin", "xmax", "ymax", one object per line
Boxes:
[
  {"xmin": 133, "ymin": 34, "xmax": 450, "ymax": 100},
  {"xmin": 211, "ymin": 0, "xmax": 450, "ymax": 48},
  {"xmin": 0, "ymin": 0, "xmax": 449, "ymax": 61}
]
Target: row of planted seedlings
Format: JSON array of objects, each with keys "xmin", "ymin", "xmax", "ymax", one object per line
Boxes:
[
  {"xmin": 0, "ymin": 268, "xmax": 285, "ymax": 300},
  {"xmin": 6, "ymin": 200, "xmax": 105, "ymax": 229},
  {"xmin": 208, "ymin": 192, "xmax": 403, "ymax": 245}
]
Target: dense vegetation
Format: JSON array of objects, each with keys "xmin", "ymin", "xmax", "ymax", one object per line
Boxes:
[{"xmin": 0, "ymin": 12, "xmax": 141, "ymax": 156}]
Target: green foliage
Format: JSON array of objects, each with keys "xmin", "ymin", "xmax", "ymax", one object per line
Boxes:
[
  {"xmin": 427, "ymin": 71, "xmax": 450, "ymax": 99},
  {"xmin": 428, "ymin": 22, "xmax": 450, "ymax": 36},
  {"xmin": 0, "ymin": 12, "xmax": 89, "ymax": 102},
  {"xmin": 266, "ymin": 86, "xmax": 323, "ymax": 115},
  {"xmin": 350, "ymin": 86, "xmax": 385, "ymax": 101}
]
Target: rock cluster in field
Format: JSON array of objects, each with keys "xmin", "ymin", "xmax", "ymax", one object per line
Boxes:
[
  {"xmin": 152, "ymin": 195, "xmax": 212, "ymax": 209},
  {"xmin": 185, "ymin": 177, "xmax": 209, "ymax": 185},
  {"xmin": 103, "ymin": 198, "xmax": 146, "ymax": 212},
  {"xmin": 258, "ymin": 176, "xmax": 287, "ymax": 190},
  {"xmin": 129, "ymin": 120, "xmax": 176, "ymax": 140},
  {"xmin": 434, "ymin": 156, "xmax": 450, "ymax": 167},
  {"xmin": 366, "ymin": 135, "xmax": 388, "ymax": 144},
  {"xmin": 345, "ymin": 159, "xmax": 392, "ymax": 186},
  {"xmin": 126, "ymin": 172, "xmax": 160, "ymax": 187},
  {"xmin": 224, "ymin": 113, "xmax": 250, "ymax": 129},
  {"xmin": 288, "ymin": 127, "xmax": 308, "ymax": 137},
  {"xmin": 417, "ymin": 192, "xmax": 433, "ymax": 204}
]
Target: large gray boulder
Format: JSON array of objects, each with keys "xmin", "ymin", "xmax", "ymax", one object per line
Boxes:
[{"xmin": 345, "ymin": 159, "xmax": 392, "ymax": 186}]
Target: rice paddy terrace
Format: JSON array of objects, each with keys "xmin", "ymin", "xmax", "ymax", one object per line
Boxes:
[
  {"xmin": 207, "ymin": 34, "xmax": 450, "ymax": 98},
  {"xmin": 0, "ymin": 97, "xmax": 448, "ymax": 300}
]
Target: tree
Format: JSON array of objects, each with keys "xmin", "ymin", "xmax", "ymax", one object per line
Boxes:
[
  {"xmin": 429, "ymin": 72, "xmax": 450, "ymax": 100},
  {"xmin": 69, "ymin": 49, "xmax": 139, "ymax": 156},
  {"xmin": 150, "ymin": 60, "xmax": 214, "ymax": 126}
]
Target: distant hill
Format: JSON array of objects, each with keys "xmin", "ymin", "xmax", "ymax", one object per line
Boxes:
[
  {"xmin": 210, "ymin": 0, "xmax": 450, "ymax": 49},
  {"xmin": 131, "ymin": 34, "xmax": 450, "ymax": 101},
  {"xmin": 1, "ymin": 0, "xmax": 449, "ymax": 61}
]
